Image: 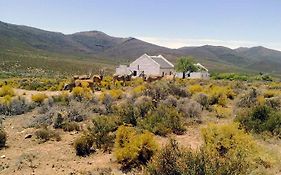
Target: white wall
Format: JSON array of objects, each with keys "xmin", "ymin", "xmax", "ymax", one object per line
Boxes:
[
  {"xmin": 115, "ymin": 65, "xmax": 131, "ymax": 75},
  {"xmin": 159, "ymin": 68, "xmax": 174, "ymax": 76},
  {"xmin": 129, "ymin": 54, "xmax": 160, "ymax": 76},
  {"xmin": 175, "ymin": 71, "xmax": 210, "ymax": 79},
  {"xmin": 189, "ymin": 72, "xmax": 210, "ymax": 79}
]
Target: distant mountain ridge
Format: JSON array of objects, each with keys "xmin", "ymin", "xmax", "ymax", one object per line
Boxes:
[{"xmin": 1, "ymin": 20, "xmax": 281, "ymax": 74}]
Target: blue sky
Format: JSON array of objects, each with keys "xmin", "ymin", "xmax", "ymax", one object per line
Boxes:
[{"xmin": 1, "ymin": 0, "xmax": 281, "ymax": 50}]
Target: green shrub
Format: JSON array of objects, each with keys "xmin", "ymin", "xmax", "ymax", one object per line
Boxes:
[
  {"xmin": 74, "ymin": 134, "xmax": 94, "ymax": 156},
  {"xmin": 35, "ymin": 128, "xmax": 61, "ymax": 143},
  {"xmin": 134, "ymin": 96, "xmax": 154, "ymax": 118},
  {"xmin": 0, "ymin": 128, "xmax": 7, "ymax": 148},
  {"xmin": 102, "ymin": 94, "xmax": 113, "ymax": 114},
  {"xmin": 52, "ymin": 91, "xmax": 70, "ymax": 104},
  {"xmin": 114, "ymin": 125, "xmax": 158, "ymax": 170},
  {"xmin": 113, "ymin": 100, "xmax": 137, "ymax": 126},
  {"xmin": 139, "ymin": 104, "xmax": 186, "ymax": 136},
  {"xmin": 146, "ymin": 139, "xmax": 182, "ymax": 175},
  {"xmin": 194, "ymin": 93, "xmax": 209, "ymax": 109},
  {"xmin": 62, "ymin": 121, "xmax": 80, "ymax": 132},
  {"xmin": 147, "ymin": 124, "xmax": 271, "ymax": 175},
  {"xmin": 201, "ymin": 123, "xmax": 260, "ymax": 174},
  {"xmin": 89, "ymin": 116, "xmax": 118, "ymax": 151},
  {"xmin": 237, "ymin": 105, "xmax": 281, "ymax": 135},
  {"xmin": 53, "ymin": 113, "xmax": 64, "ymax": 129},
  {"xmin": 0, "ymin": 85, "xmax": 15, "ymax": 97},
  {"xmin": 162, "ymin": 95, "xmax": 177, "ymax": 107}
]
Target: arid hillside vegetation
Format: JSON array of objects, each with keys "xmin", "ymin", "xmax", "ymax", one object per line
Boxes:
[{"xmin": 0, "ymin": 77, "xmax": 281, "ymax": 174}]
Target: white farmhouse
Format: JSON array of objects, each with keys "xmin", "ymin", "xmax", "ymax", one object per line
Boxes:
[
  {"xmin": 176, "ymin": 63, "xmax": 210, "ymax": 79},
  {"xmin": 115, "ymin": 54, "xmax": 174, "ymax": 76},
  {"xmin": 190, "ymin": 63, "xmax": 210, "ymax": 79}
]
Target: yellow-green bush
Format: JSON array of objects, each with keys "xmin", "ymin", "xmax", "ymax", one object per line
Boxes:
[
  {"xmin": 130, "ymin": 77, "xmax": 144, "ymax": 86},
  {"xmin": 263, "ymin": 89, "xmax": 280, "ymax": 98},
  {"xmin": 206, "ymin": 85, "xmax": 228, "ymax": 106},
  {"xmin": 0, "ymin": 85, "xmax": 15, "ymax": 97},
  {"xmin": 72, "ymin": 86, "xmax": 92, "ymax": 100},
  {"xmin": 53, "ymin": 91, "xmax": 69, "ymax": 104},
  {"xmin": 31, "ymin": 93, "xmax": 48, "ymax": 104},
  {"xmin": 201, "ymin": 123, "xmax": 268, "ymax": 173},
  {"xmin": 213, "ymin": 105, "xmax": 232, "ymax": 118},
  {"xmin": 132, "ymin": 85, "xmax": 146, "ymax": 96},
  {"xmin": 189, "ymin": 84, "xmax": 203, "ymax": 95},
  {"xmin": 0, "ymin": 95, "xmax": 12, "ymax": 106},
  {"xmin": 108, "ymin": 89, "xmax": 123, "ymax": 100},
  {"xmin": 236, "ymin": 105, "xmax": 281, "ymax": 135},
  {"xmin": 147, "ymin": 132, "xmax": 276, "ymax": 175},
  {"xmin": 114, "ymin": 125, "xmax": 158, "ymax": 170}
]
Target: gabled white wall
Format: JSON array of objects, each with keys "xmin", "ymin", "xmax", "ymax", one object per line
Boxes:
[{"xmin": 129, "ymin": 54, "xmax": 161, "ymax": 76}]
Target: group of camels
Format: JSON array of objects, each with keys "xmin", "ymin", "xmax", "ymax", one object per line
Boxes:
[{"xmin": 63, "ymin": 70, "xmax": 175, "ymax": 91}]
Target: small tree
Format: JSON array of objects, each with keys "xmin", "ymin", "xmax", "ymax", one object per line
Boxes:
[{"xmin": 175, "ymin": 56, "xmax": 198, "ymax": 79}]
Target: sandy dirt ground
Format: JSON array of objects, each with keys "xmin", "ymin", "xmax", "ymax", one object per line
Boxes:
[
  {"xmin": 0, "ymin": 114, "xmax": 203, "ymax": 175},
  {"xmin": 0, "ymin": 87, "xmax": 204, "ymax": 175}
]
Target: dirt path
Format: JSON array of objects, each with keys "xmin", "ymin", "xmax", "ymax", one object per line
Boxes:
[{"xmin": 0, "ymin": 113, "xmax": 122, "ymax": 175}]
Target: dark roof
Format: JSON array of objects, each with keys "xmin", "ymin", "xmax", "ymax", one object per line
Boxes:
[{"xmin": 150, "ymin": 55, "xmax": 174, "ymax": 68}]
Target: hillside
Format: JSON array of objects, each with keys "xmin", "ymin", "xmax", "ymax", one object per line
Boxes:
[{"xmin": 1, "ymin": 20, "xmax": 281, "ymax": 76}]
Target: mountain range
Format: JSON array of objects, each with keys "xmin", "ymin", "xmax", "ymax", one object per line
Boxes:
[{"xmin": 1, "ymin": 20, "xmax": 281, "ymax": 76}]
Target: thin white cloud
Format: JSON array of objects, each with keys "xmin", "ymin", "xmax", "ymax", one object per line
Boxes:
[{"xmin": 136, "ymin": 36, "xmax": 281, "ymax": 51}]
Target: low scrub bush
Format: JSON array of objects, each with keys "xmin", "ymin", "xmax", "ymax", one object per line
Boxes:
[
  {"xmin": 101, "ymin": 93, "xmax": 113, "ymax": 114},
  {"xmin": 89, "ymin": 115, "xmax": 118, "ymax": 151},
  {"xmin": 208, "ymin": 86, "xmax": 228, "ymax": 106},
  {"xmin": 167, "ymin": 83, "xmax": 189, "ymax": 98},
  {"xmin": 31, "ymin": 93, "xmax": 48, "ymax": 104},
  {"xmin": 0, "ymin": 128, "xmax": 7, "ymax": 148},
  {"xmin": 53, "ymin": 113, "xmax": 64, "ymax": 129},
  {"xmin": 71, "ymin": 85, "xmax": 92, "ymax": 101},
  {"xmin": 189, "ymin": 84, "xmax": 203, "ymax": 95},
  {"xmin": 147, "ymin": 123, "xmax": 273, "ymax": 175},
  {"xmin": 74, "ymin": 134, "xmax": 94, "ymax": 156},
  {"xmin": 28, "ymin": 110, "xmax": 55, "ymax": 128},
  {"xmin": 62, "ymin": 121, "xmax": 80, "ymax": 132},
  {"xmin": 177, "ymin": 98, "xmax": 202, "ymax": 118},
  {"xmin": 113, "ymin": 100, "xmax": 137, "ymax": 126},
  {"xmin": 237, "ymin": 105, "xmax": 281, "ymax": 136},
  {"xmin": 0, "ymin": 96, "xmax": 30, "ymax": 116},
  {"xmin": 237, "ymin": 88, "xmax": 260, "ymax": 108},
  {"xmin": 265, "ymin": 96, "xmax": 281, "ymax": 109},
  {"xmin": 162, "ymin": 95, "xmax": 177, "ymax": 107},
  {"xmin": 114, "ymin": 125, "xmax": 158, "ymax": 170},
  {"xmin": 213, "ymin": 105, "xmax": 232, "ymax": 118},
  {"xmin": 194, "ymin": 93, "xmax": 209, "ymax": 109},
  {"xmin": 139, "ymin": 104, "xmax": 186, "ymax": 136},
  {"xmin": 134, "ymin": 96, "xmax": 154, "ymax": 118},
  {"xmin": 52, "ymin": 91, "xmax": 70, "ymax": 104},
  {"xmin": 35, "ymin": 127, "xmax": 61, "ymax": 143},
  {"xmin": 0, "ymin": 85, "xmax": 15, "ymax": 97},
  {"xmin": 108, "ymin": 89, "xmax": 123, "ymax": 100},
  {"xmin": 144, "ymin": 82, "xmax": 169, "ymax": 101},
  {"xmin": 132, "ymin": 85, "xmax": 146, "ymax": 96}
]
